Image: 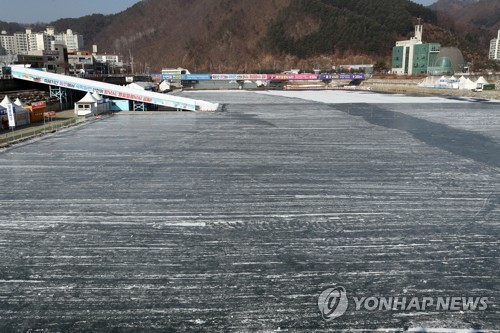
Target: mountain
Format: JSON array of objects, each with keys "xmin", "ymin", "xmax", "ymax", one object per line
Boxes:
[
  {"xmin": 430, "ymin": 0, "xmax": 500, "ymax": 32},
  {"xmin": 89, "ymin": 0, "xmax": 437, "ymax": 72},
  {"xmin": 427, "ymin": 0, "xmax": 499, "ymax": 67},
  {"xmin": 0, "ymin": 21, "xmax": 24, "ymax": 34},
  {"xmin": 1, "ymin": 0, "xmax": 495, "ymax": 72}
]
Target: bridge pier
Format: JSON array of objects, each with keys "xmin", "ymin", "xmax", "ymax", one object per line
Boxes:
[
  {"xmin": 133, "ymin": 101, "xmax": 146, "ymax": 111},
  {"xmin": 50, "ymin": 85, "xmax": 78, "ymax": 111}
]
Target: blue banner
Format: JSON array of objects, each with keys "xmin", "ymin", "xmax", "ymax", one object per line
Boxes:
[{"xmin": 184, "ymin": 74, "xmax": 212, "ymax": 81}]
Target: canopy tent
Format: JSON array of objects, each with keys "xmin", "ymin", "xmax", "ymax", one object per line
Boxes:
[
  {"xmin": 92, "ymin": 92, "xmax": 103, "ymax": 102},
  {"xmin": 0, "ymin": 105, "xmax": 7, "ymax": 129},
  {"xmin": 14, "ymin": 98, "xmax": 28, "ymax": 108},
  {"xmin": 459, "ymin": 78, "xmax": 477, "ymax": 90},
  {"xmin": 476, "ymin": 77, "xmax": 489, "ymax": 85},
  {"xmin": 13, "ymin": 98, "xmax": 29, "ymax": 113},
  {"xmin": 0, "ymin": 95, "xmax": 13, "ymax": 108},
  {"xmin": 75, "ymin": 92, "xmax": 97, "ymax": 116},
  {"xmin": 466, "ymin": 78, "xmax": 477, "ymax": 90},
  {"xmin": 0, "ymin": 96, "xmax": 30, "ymax": 126}
]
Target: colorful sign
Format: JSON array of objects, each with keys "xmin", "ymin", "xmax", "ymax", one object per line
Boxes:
[
  {"xmin": 318, "ymin": 73, "xmax": 365, "ymax": 80},
  {"xmin": 150, "ymin": 73, "xmax": 366, "ymax": 82},
  {"xmin": 31, "ymin": 101, "xmax": 46, "ymax": 108},
  {"xmin": 161, "ymin": 74, "xmax": 183, "ymax": 81},
  {"xmin": 184, "ymin": 74, "xmax": 212, "ymax": 81},
  {"xmin": 151, "ymin": 74, "xmax": 163, "ymax": 81},
  {"xmin": 211, "ymin": 74, "xmax": 239, "ymax": 80},
  {"xmin": 268, "ymin": 74, "xmax": 319, "ymax": 80}
]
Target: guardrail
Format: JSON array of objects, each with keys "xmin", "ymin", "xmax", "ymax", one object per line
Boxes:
[{"xmin": 0, "ymin": 117, "xmax": 83, "ymax": 148}]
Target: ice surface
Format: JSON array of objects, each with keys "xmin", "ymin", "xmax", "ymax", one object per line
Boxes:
[{"xmin": 0, "ymin": 91, "xmax": 498, "ymax": 331}]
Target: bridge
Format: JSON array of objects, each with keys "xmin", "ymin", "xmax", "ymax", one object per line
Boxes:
[
  {"xmin": 151, "ymin": 72, "xmax": 366, "ymax": 89},
  {"xmin": 10, "ymin": 66, "xmax": 219, "ymax": 112},
  {"xmin": 152, "ymin": 73, "xmax": 366, "ymax": 82}
]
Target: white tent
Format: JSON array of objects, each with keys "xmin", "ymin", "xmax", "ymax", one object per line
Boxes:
[
  {"xmin": 92, "ymin": 92, "xmax": 103, "ymax": 102},
  {"xmin": 474, "ymin": 76, "xmax": 490, "ymax": 91},
  {"xmin": 75, "ymin": 92, "xmax": 97, "ymax": 116},
  {"xmin": 14, "ymin": 98, "xmax": 26, "ymax": 107},
  {"xmin": 458, "ymin": 77, "xmax": 468, "ymax": 90},
  {"xmin": 476, "ymin": 76, "xmax": 489, "ymax": 85},
  {"xmin": 0, "ymin": 95, "xmax": 30, "ymax": 126},
  {"xmin": 0, "ymin": 95, "xmax": 13, "ymax": 108},
  {"xmin": 463, "ymin": 78, "xmax": 477, "ymax": 90},
  {"xmin": 12, "ymin": 98, "xmax": 30, "ymax": 125}
]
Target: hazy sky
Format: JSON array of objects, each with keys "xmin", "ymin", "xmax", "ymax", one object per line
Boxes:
[
  {"xmin": 0, "ymin": 0, "xmax": 141, "ymax": 24},
  {"xmin": 1, "ymin": 0, "xmax": 437, "ymax": 24}
]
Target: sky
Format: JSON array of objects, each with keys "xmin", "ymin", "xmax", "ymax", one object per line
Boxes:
[
  {"xmin": 1, "ymin": 0, "xmax": 437, "ymax": 24},
  {"xmin": 0, "ymin": 0, "xmax": 141, "ymax": 24}
]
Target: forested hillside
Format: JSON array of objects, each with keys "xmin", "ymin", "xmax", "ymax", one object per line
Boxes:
[
  {"xmin": 1, "ymin": 0, "xmax": 496, "ymax": 72},
  {"xmin": 431, "ymin": 0, "xmax": 499, "ymax": 32},
  {"xmin": 266, "ymin": 0, "xmax": 437, "ymax": 58},
  {"xmin": 90, "ymin": 0, "xmax": 438, "ymax": 72}
]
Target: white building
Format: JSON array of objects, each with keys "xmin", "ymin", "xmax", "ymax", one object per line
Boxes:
[
  {"xmin": 27, "ymin": 28, "xmax": 54, "ymax": 51},
  {"xmin": 54, "ymin": 29, "xmax": 84, "ymax": 51},
  {"xmin": 0, "ymin": 27, "xmax": 55, "ymax": 54},
  {"xmin": 93, "ymin": 54, "xmax": 122, "ymax": 65},
  {"xmin": 94, "ymin": 54, "xmax": 124, "ymax": 74},
  {"xmin": 14, "ymin": 32, "xmax": 29, "ymax": 53},
  {"xmin": 0, "ymin": 31, "xmax": 29, "ymax": 55},
  {"xmin": 0, "ymin": 27, "xmax": 83, "ymax": 55},
  {"xmin": 489, "ymin": 29, "xmax": 500, "ymax": 61},
  {"xmin": 391, "ymin": 25, "xmax": 423, "ymax": 75},
  {"xmin": 0, "ymin": 32, "xmax": 16, "ymax": 55}
]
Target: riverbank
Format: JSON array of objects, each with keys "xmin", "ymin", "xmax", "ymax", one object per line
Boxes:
[
  {"xmin": 0, "ymin": 110, "xmax": 88, "ymax": 149},
  {"xmin": 362, "ymin": 77, "xmax": 500, "ymax": 100}
]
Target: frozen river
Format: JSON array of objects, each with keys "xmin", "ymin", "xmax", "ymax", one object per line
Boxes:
[{"xmin": 0, "ymin": 90, "xmax": 499, "ymax": 332}]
